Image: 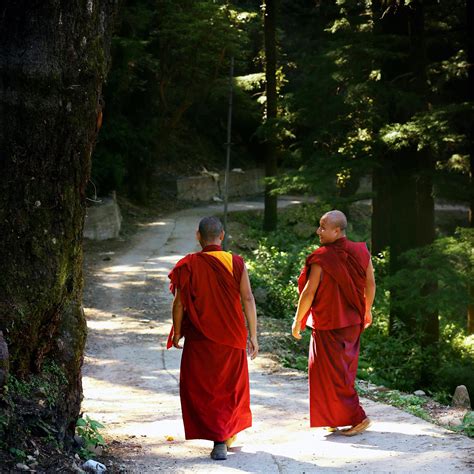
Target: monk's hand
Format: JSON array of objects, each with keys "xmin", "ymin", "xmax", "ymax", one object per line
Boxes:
[
  {"xmin": 172, "ymin": 333, "xmax": 183, "ymax": 349},
  {"xmin": 364, "ymin": 310, "xmax": 373, "ymax": 329},
  {"xmin": 248, "ymin": 336, "xmax": 259, "ymax": 360},
  {"xmin": 292, "ymin": 319, "xmax": 302, "ymax": 340}
]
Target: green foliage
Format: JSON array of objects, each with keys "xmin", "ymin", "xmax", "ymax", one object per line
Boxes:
[
  {"xmin": 456, "ymin": 411, "xmax": 474, "ymax": 438},
  {"xmin": 388, "ymin": 228, "xmax": 473, "ymax": 328},
  {"xmin": 358, "ymin": 230, "xmax": 474, "ymax": 396},
  {"xmin": 380, "ymin": 103, "xmax": 474, "ymax": 155},
  {"xmin": 0, "ymin": 415, "xmax": 7, "ymax": 430},
  {"xmin": 93, "ymin": 0, "xmax": 262, "ymax": 201},
  {"xmin": 7, "ymin": 361, "xmax": 68, "ymax": 409},
  {"xmin": 356, "ymin": 384, "xmax": 431, "ymax": 421},
  {"xmin": 235, "ymin": 73, "xmax": 265, "ymax": 92},
  {"xmin": 281, "ymin": 328, "xmax": 312, "ymax": 372},
  {"xmin": 274, "ymin": 0, "xmax": 471, "ymax": 206},
  {"xmin": 236, "ymin": 205, "xmax": 474, "ymax": 401},
  {"xmin": 76, "ymin": 415, "xmax": 106, "ymax": 458},
  {"xmin": 373, "ymin": 336, "xmax": 472, "ymax": 395},
  {"xmin": 9, "ymin": 447, "xmax": 26, "ymax": 461}
]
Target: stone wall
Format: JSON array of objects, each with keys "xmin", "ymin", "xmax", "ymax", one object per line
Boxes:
[{"xmin": 177, "ymin": 168, "xmax": 264, "ymax": 202}]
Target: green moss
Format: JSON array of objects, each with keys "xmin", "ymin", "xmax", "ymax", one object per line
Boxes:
[
  {"xmin": 56, "ymin": 255, "xmax": 70, "ymax": 292},
  {"xmin": 8, "ymin": 361, "xmax": 68, "ymax": 409},
  {"xmin": 87, "ymin": 36, "xmax": 108, "ymax": 75}
]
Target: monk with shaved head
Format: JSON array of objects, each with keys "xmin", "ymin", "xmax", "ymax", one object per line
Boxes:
[
  {"xmin": 292, "ymin": 210, "xmax": 376, "ymax": 436},
  {"xmin": 167, "ymin": 216, "xmax": 258, "ymax": 460}
]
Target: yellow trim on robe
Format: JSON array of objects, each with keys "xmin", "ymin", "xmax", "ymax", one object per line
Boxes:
[{"xmin": 206, "ymin": 251, "xmax": 233, "ymax": 274}]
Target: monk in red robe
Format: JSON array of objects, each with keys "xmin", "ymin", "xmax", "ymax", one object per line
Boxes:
[
  {"xmin": 292, "ymin": 210, "xmax": 376, "ymax": 436},
  {"xmin": 167, "ymin": 216, "xmax": 258, "ymax": 460}
]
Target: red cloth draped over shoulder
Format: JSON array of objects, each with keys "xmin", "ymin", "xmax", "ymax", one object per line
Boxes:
[
  {"xmin": 297, "ymin": 237, "xmax": 370, "ymax": 330},
  {"xmin": 166, "ymin": 249, "xmax": 246, "ymax": 349}
]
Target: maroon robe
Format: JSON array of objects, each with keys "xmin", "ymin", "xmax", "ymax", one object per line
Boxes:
[
  {"xmin": 167, "ymin": 245, "xmax": 252, "ymax": 441},
  {"xmin": 298, "ymin": 237, "xmax": 370, "ymax": 427}
]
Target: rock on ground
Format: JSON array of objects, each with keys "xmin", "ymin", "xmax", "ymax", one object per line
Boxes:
[{"xmin": 452, "ymin": 385, "xmax": 471, "ymax": 410}]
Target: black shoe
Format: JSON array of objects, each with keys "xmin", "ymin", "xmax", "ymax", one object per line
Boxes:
[{"xmin": 210, "ymin": 443, "xmax": 227, "ymax": 460}]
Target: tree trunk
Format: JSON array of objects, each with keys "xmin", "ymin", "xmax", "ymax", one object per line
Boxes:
[
  {"xmin": 0, "ymin": 0, "xmax": 114, "ymax": 444},
  {"xmin": 388, "ymin": 149, "xmax": 420, "ymax": 332},
  {"xmin": 263, "ymin": 0, "xmax": 278, "ymax": 231},
  {"xmin": 466, "ymin": 0, "xmax": 474, "ymax": 334},
  {"xmin": 379, "ymin": 1, "xmax": 438, "ymax": 384},
  {"xmin": 407, "ymin": 3, "xmax": 438, "ymax": 366},
  {"xmin": 372, "ymin": 2, "xmax": 438, "ymax": 385},
  {"xmin": 370, "ymin": 0, "xmax": 399, "ymax": 255},
  {"xmin": 371, "ymin": 162, "xmax": 392, "ymax": 254}
]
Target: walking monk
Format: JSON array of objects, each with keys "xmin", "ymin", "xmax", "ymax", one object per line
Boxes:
[
  {"xmin": 167, "ymin": 216, "xmax": 259, "ymax": 460},
  {"xmin": 292, "ymin": 210, "xmax": 376, "ymax": 435}
]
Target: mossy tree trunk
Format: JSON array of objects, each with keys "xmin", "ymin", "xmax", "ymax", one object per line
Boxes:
[{"xmin": 0, "ymin": 0, "xmax": 114, "ymax": 442}]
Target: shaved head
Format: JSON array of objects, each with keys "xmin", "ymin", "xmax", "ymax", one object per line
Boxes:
[
  {"xmin": 317, "ymin": 210, "xmax": 347, "ymax": 244},
  {"xmin": 198, "ymin": 216, "xmax": 224, "ymax": 243},
  {"xmin": 322, "ymin": 210, "xmax": 347, "ymax": 232}
]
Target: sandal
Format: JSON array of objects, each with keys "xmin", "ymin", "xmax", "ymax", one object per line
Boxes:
[{"xmin": 340, "ymin": 417, "xmax": 371, "ymax": 437}]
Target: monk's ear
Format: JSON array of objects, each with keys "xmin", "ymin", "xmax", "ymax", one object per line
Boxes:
[
  {"xmin": 219, "ymin": 230, "xmax": 225, "ymax": 241},
  {"xmin": 196, "ymin": 230, "xmax": 201, "ymax": 242}
]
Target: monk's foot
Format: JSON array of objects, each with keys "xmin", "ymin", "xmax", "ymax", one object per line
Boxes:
[
  {"xmin": 340, "ymin": 417, "xmax": 371, "ymax": 437},
  {"xmin": 211, "ymin": 442, "xmax": 227, "ymax": 461},
  {"xmin": 225, "ymin": 434, "xmax": 237, "ymax": 448}
]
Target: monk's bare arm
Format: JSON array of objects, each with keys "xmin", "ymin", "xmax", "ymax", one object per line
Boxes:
[
  {"xmin": 292, "ymin": 264, "xmax": 322, "ymax": 340},
  {"xmin": 172, "ymin": 289, "xmax": 184, "ymax": 348},
  {"xmin": 364, "ymin": 259, "xmax": 376, "ymax": 329},
  {"xmin": 240, "ymin": 264, "xmax": 259, "ymax": 359}
]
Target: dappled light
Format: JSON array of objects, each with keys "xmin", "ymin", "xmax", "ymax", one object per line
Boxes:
[
  {"xmin": 79, "ymin": 201, "xmax": 473, "ymax": 472},
  {"xmin": 2, "ymin": 0, "xmax": 472, "ymax": 470},
  {"xmin": 140, "ymin": 221, "xmax": 172, "ymax": 228},
  {"xmin": 103, "ymin": 265, "xmax": 144, "ymax": 274}
]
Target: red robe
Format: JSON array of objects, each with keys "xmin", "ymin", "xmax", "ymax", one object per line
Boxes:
[
  {"xmin": 167, "ymin": 245, "xmax": 252, "ymax": 441},
  {"xmin": 298, "ymin": 237, "xmax": 370, "ymax": 427}
]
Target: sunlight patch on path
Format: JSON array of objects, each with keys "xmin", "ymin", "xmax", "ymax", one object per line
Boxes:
[{"xmin": 82, "ymin": 199, "xmax": 474, "ymax": 473}]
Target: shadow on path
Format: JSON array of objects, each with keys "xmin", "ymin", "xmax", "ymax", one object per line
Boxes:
[{"xmin": 81, "ymin": 199, "xmax": 474, "ymax": 473}]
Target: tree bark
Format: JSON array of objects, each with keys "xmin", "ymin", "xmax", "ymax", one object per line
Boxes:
[
  {"xmin": 372, "ymin": 2, "xmax": 438, "ymax": 386},
  {"xmin": 370, "ymin": 0, "xmax": 399, "ymax": 254},
  {"xmin": 263, "ymin": 0, "xmax": 278, "ymax": 231},
  {"xmin": 0, "ymin": 0, "xmax": 114, "ymax": 443},
  {"xmin": 466, "ymin": 0, "xmax": 474, "ymax": 334},
  {"xmin": 407, "ymin": 3, "xmax": 438, "ymax": 365},
  {"xmin": 371, "ymin": 162, "xmax": 392, "ymax": 254}
]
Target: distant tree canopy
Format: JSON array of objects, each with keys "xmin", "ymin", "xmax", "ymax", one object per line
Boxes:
[{"xmin": 278, "ymin": 0, "xmax": 472, "ymax": 203}]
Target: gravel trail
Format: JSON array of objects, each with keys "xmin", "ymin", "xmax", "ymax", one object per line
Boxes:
[{"xmin": 82, "ymin": 198, "xmax": 474, "ymax": 473}]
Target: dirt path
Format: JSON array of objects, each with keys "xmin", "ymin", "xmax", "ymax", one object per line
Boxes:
[{"xmin": 82, "ymin": 199, "xmax": 474, "ymax": 473}]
